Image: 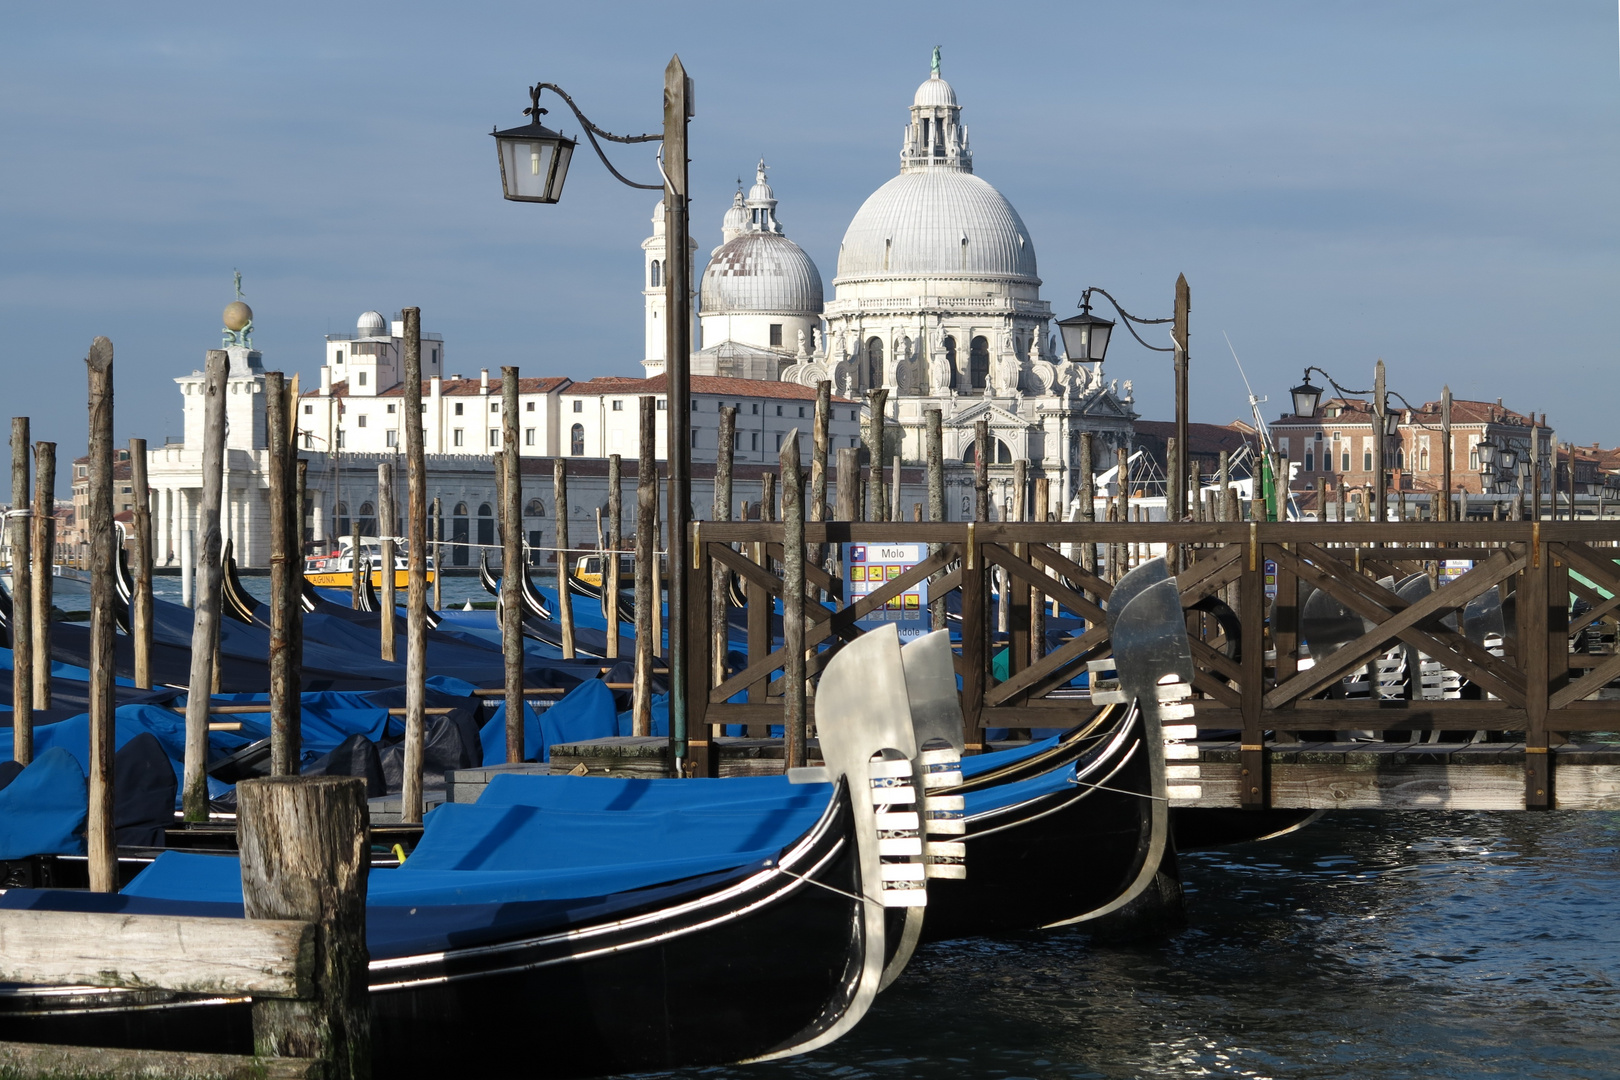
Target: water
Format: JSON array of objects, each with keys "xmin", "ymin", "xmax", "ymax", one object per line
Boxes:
[{"xmin": 630, "ymin": 810, "xmax": 1620, "ymax": 1080}]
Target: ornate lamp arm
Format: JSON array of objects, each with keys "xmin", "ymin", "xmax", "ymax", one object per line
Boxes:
[
  {"xmin": 1081, "ymin": 286, "xmax": 1174, "ymax": 353},
  {"xmin": 529, "ymin": 83, "xmax": 664, "ymax": 191},
  {"xmin": 1383, "ymin": 388, "xmax": 1446, "ymax": 434},
  {"xmin": 1300, "ymin": 365, "xmax": 1372, "ymax": 400}
]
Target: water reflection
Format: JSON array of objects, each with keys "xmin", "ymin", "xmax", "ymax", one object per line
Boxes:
[{"xmin": 630, "ymin": 810, "xmax": 1619, "ymax": 1080}]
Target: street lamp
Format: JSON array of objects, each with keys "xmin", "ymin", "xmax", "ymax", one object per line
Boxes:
[
  {"xmin": 1075, "ymin": 281, "xmax": 1190, "ymax": 518},
  {"xmin": 491, "ymin": 87, "xmax": 576, "ymax": 203},
  {"xmin": 1289, "ymin": 371, "xmax": 1323, "ymax": 418},
  {"xmin": 492, "ymin": 61, "xmax": 697, "ymax": 777},
  {"xmin": 1056, "ymin": 296, "xmax": 1114, "ymax": 363}
]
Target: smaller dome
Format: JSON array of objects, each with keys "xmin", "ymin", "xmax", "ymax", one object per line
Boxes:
[
  {"xmin": 720, "ymin": 189, "xmax": 748, "ymax": 244},
  {"xmin": 357, "ymin": 310, "xmax": 387, "ymax": 336},
  {"xmin": 913, "ymin": 75, "xmax": 957, "ymax": 109},
  {"xmin": 701, "ymin": 232, "xmax": 823, "ymax": 316}
]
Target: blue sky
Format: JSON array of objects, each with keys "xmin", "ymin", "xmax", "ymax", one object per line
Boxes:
[{"xmin": 3, "ymin": 2, "xmax": 1616, "ymax": 485}]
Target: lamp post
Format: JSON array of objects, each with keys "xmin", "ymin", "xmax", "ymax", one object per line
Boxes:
[
  {"xmin": 1065, "ymin": 279, "xmax": 1188, "ymax": 518},
  {"xmin": 493, "ymin": 58, "xmax": 697, "ymax": 777},
  {"xmin": 1289, "ymin": 361, "xmax": 1405, "ymax": 523}
]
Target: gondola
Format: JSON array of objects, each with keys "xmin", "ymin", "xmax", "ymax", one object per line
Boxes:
[{"xmin": 0, "ymin": 624, "xmax": 944, "ymax": 1077}]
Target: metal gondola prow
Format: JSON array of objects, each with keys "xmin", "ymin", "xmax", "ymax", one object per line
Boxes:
[{"xmin": 220, "ymin": 540, "xmax": 260, "ymax": 625}]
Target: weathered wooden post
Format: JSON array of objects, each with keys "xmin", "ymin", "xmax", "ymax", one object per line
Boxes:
[
  {"xmin": 607, "ymin": 453, "xmax": 623, "ymax": 659},
  {"xmin": 835, "ymin": 445, "xmax": 858, "ymax": 604},
  {"xmin": 926, "ymin": 408, "xmax": 945, "ymax": 631},
  {"xmin": 32, "ymin": 440, "xmax": 56, "ymax": 709},
  {"xmin": 293, "ymin": 456, "xmax": 306, "ymax": 716},
  {"xmin": 810, "ymin": 382, "xmax": 830, "ymax": 573},
  {"xmin": 237, "ymin": 775, "xmax": 370, "ymax": 1079},
  {"xmin": 711, "ymin": 407, "xmax": 735, "ymax": 683},
  {"xmin": 9, "ymin": 418, "xmax": 32, "ymax": 765},
  {"xmin": 554, "ymin": 457, "xmax": 575, "ymax": 659},
  {"xmin": 1032, "ymin": 475, "xmax": 1048, "ymax": 661},
  {"xmin": 866, "ymin": 388, "xmax": 888, "ymax": 522},
  {"xmin": 85, "ymin": 339, "xmax": 117, "ymax": 892},
  {"xmin": 349, "ymin": 517, "xmax": 362, "ymax": 610},
  {"xmin": 183, "ymin": 350, "xmax": 228, "ymax": 823},
  {"xmin": 780, "ymin": 429, "xmax": 806, "ymax": 770},
  {"xmin": 267, "ymin": 372, "xmax": 298, "ymax": 776},
  {"xmin": 125, "ymin": 439, "xmax": 152, "ymax": 690},
  {"xmin": 633, "ymin": 396, "xmax": 656, "ymax": 736},
  {"xmin": 760, "ymin": 471, "xmax": 776, "ymax": 525},
  {"xmin": 431, "ymin": 496, "xmax": 443, "ymax": 612},
  {"xmin": 1006, "ymin": 458, "xmax": 1027, "ymax": 650},
  {"xmin": 890, "ymin": 452, "xmax": 903, "ymax": 523},
  {"xmin": 1117, "ymin": 445, "xmax": 1131, "ymax": 580},
  {"xmin": 402, "ymin": 309, "xmax": 428, "ymax": 822},
  {"xmin": 497, "ymin": 369, "xmax": 526, "ymax": 767},
  {"xmin": 377, "ymin": 462, "xmax": 395, "ymax": 661},
  {"xmin": 1078, "ymin": 432, "xmax": 1096, "ymax": 600},
  {"xmin": 973, "ymin": 420, "xmax": 989, "ymax": 522}
]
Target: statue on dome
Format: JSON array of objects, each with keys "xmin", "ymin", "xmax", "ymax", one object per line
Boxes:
[
  {"xmin": 931, "ymin": 45, "xmax": 942, "ymax": 77},
  {"xmin": 221, "ymin": 269, "xmax": 254, "ymax": 349}
]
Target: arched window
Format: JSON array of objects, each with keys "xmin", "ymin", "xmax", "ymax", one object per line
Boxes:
[
  {"xmin": 357, "ymin": 501, "xmax": 376, "ymax": 537},
  {"xmin": 866, "ymin": 337, "xmax": 883, "ymax": 389},
  {"xmin": 570, "ymin": 423, "xmax": 585, "ymax": 456},
  {"xmin": 650, "ymin": 260, "xmax": 661, "ymax": 288},
  {"xmin": 961, "ymin": 439, "xmax": 1013, "ymax": 465},
  {"xmin": 525, "ymin": 498, "xmax": 545, "ymax": 517},
  {"xmin": 451, "ymin": 503, "xmax": 469, "ymax": 566},
  {"xmin": 969, "ymin": 336, "xmax": 990, "ymax": 390},
  {"xmin": 477, "ymin": 503, "xmax": 495, "ymax": 548},
  {"xmin": 335, "ymin": 501, "xmax": 350, "ymax": 539},
  {"xmin": 943, "ymin": 335, "xmax": 958, "ymax": 389}
]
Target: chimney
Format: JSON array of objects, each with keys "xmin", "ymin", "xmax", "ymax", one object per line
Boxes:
[
  {"xmin": 480, "ymin": 368, "xmax": 490, "ymax": 395},
  {"xmin": 320, "ymin": 365, "xmax": 332, "ymax": 396}
]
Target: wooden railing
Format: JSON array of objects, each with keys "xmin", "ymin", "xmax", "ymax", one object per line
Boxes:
[{"xmin": 684, "ymin": 521, "xmax": 1620, "ymax": 809}]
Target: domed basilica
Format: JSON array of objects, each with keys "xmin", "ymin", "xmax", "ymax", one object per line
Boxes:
[{"xmin": 643, "ymin": 51, "xmax": 1135, "ymax": 511}]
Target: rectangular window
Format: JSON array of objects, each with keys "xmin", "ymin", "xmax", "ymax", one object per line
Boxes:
[
  {"xmin": 1278, "ymin": 437, "xmax": 1290, "ymax": 459},
  {"xmin": 850, "ymin": 436, "xmax": 858, "ymax": 447},
  {"xmin": 357, "ymin": 371, "xmax": 367, "ymax": 387},
  {"xmin": 751, "ymin": 432, "xmax": 759, "ymax": 451},
  {"xmin": 357, "ymin": 415, "xmax": 368, "ymax": 428},
  {"xmin": 751, "ymin": 403, "xmax": 759, "ymax": 415},
  {"xmin": 453, "ymin": 429, "xmax": 464, "ymax": 447},
  {"xmin": 336, "ymin": 429, "xmax": 346, "ymax": 449},
  {"xmin": 775, "ymin": 432, "xmax": 783, "ymax": 451},
  {"xmin": 798, "ymin": 406, "xmax": 805, "ymax": 418},
  {"xmin": 769, "ymin": 324, "xmax": 783, "ymax": 347},
  {"xmin": 386, "ymin": 404, "xmax": 396, "ymax": 414},
  {"xmin": 1363, "ymin": 442, "xmax": 1373, "ymax": 472},
  {"xmin": 304, "ymin": 404, "xmax": 313, "ymax": 415},
  {"xmin": 491, "ymin": 402, "xmax": 498, "ymax": 413},
  {"xmin": 573, "ymin": 400, "xmax": 583, "ymax": 413},
  {"xmin": 335, "ymin": 350, "xmax": 343, "ymax": 363},
  {"xmin": 489, "ymin": 430, "xmax": 499, "ymax": 447},
  {"xmin": 776, "ymin": 405, "xmax": 783, "ymax": 416},
  {"xmin": 691, "ymin": 401, "xmax": 698, "ymax": 412},
  {"xmin": 691, "ymin": 429, "xmax": 698, "ymax": 448},
  {"xmin": 385, "ymin": 430, "xmax": 397, "ymax": 448},
  {"xmin": 1469, "ymin": 435, "xmax": 1480, "ymax": 470},
  {"xmin": 1304, "ymin": 450, "xmax": 1314, "ymax": 472},
  {"xmin": 526, "ymin": 400, "xmax": 535, "ymax": 412},
  {"xmin": 524, "ymin": 428, "xmax": 535, "ymax": 446},
  {"xmin": 851, "ymin": 410, "xmax": 858, "ymax": 421},
  {"xmin": 657, "ymin": 400, "xmax": 667, "ymax": 411},
  {"xmin": 454, "ymin": 402, "xmax": 464, "ymax": 416},
  {"xmin": 612, "ymin": 400, "xmax": 623, "ymax": 411}
]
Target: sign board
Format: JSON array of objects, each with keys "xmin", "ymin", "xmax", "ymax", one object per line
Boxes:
[
  {"xmin": 1264, "ymin": 559, "xmax": 1278, "ymax": 600},
  {"xmin": 1439, "ymin": 560, "xmax": 1473, "ymax": 586},
  {"xmin": 843, "ymin": 543, "xmax": 930, "ymax": 641}
]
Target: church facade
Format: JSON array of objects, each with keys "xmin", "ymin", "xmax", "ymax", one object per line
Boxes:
[{"xmin": 659, "ymin": 53, "xmax": 1138, "ymax": 516}]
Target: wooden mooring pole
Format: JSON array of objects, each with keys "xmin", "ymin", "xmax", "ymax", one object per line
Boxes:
[
  {"xmin": 377, "ymin": 462, "xmax": 395, "ymax": 662},
  {"xmin": 499, "ymin": 366, "xmax": 524, "ymax": 765},
  {"xmin": 267, "ymin": 372, "xmax": 299, "ymax": 776},
  {"xmin": 711, "ymin": 407, "xmax": 735, "ymax": 684},
  {"xmin": 554, "ymin": 457, "xmax": 575, "ymax": 659},
  {"xmin": 606, "ymin": 453, "xmax": 622, "ymax": 659},
  {"xmin": 32, "ymin": 440, "xmax": 56, "ymax": 709},
  {"xmin": 1078, "ymin": 431, "xmax": 1096, "ymax": 601},
  {"xmin": 349, "ymin": 516, "xmax": 362, "ymax": 610},
  {"xmin": 926, "ymin": 407, "xmax": 945, "ymax": 632},
  {"xmin": 810, "ymin": 381, "xmax": 830, "ymax": 576},
  {"xmin": 866, "ymin": 388, "xmax": 888, "ymax": 523},
  {"xmin": 403, "ymin": 308, "xmax": 428, "ymax": 822},
  {"xmin": 182, "ymin": 350, "xmax": 228, "ymax": 823},
  {"xmin": 85, "ymin": 338, "xmax": 117, "ymax": 892},
  {"xmin": 431, "ymin": 496, "xmax": 443, "ymax": 612},
  {"xmin": 9, "ymin": 417, "xmax": 32, "ymax": 765},
  {"xmin": 781, "ymin": 429, "xmax": 806, "ymax": 770},
  {"xmin": 237, "ymin": 775, "xmax": 370, "ymax": 1077},
  {"xmin": 128, "ymin": 438, "xmax": 152, "ymax": 691},
  {"xmin": 633, "ymin": 396, "xmax": 656, "ymax": 736}
]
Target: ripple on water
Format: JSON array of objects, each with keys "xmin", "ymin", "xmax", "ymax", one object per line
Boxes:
[{"xmin": 622, "ymin": 810, "xmax": 1620, "ymax": 1080}]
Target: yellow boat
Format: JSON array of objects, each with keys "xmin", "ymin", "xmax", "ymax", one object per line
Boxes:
[{"xmin": 304, "ymin": 538, "xmax": 434, "ymax": 589}]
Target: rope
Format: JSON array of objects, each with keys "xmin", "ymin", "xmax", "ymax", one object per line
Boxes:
[{"xmin": 769, "ymin": 862, "xmax": 887, "ymax": 909}]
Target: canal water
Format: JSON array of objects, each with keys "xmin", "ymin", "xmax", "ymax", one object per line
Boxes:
[{"xmin": 636, "ymin": 809, "xmax": 1619, "ymax": 1080}]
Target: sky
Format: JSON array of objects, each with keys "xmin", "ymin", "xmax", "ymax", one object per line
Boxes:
[{"xmin": 3, "ymin": 2, "xmax": 1617, "ymax": 489}]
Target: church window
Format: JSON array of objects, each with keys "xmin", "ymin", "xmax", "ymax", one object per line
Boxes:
[
  {"xmin": 650, "ymin": 260, "xmax": 661, "ymax": 288},
  {"xmin": 524, "ymin": 428, "xmax": 535, "ymax": 446},
  {"xmin": 969, "ymin": 336, "xmax": 990, "ymax": 390},
  {"xmin": 866, "ymin": 337, "xmax": 884, "ymax": 389},
  {"xmin": 453, "ymin": 429, "xmax": 463, "ymax": 447},
  {"xmin": 357, "ymin": 371, "xmax": 367, "ymax": 387},
  {"xmin": 769, "ymin": 324, "xmax": 783, "ymax": 348},
  {"xmin": 454, "ymin": 403, "xmax": 464, "ymax": 416},
  {"xmin": 573, "ymin": 400, "xmax": 583, "ymax": 413},
  {"xmin": 571, "ymin": 424, "xmax": 585, "ymax": 456}
]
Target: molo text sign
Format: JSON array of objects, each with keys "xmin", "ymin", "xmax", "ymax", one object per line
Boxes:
[{"xmin": 844, "ymin": 543, "xmax": 928, "ymax": 641}]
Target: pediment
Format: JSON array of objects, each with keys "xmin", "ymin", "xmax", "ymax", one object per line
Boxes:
[{"xmin": 937, "ymin": 399, "xmax": 1026, "ymax": 430}]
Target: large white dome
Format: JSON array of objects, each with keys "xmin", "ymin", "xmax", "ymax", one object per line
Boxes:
[
  {"xmin": 701, "ymin": 232, "xmax": 824, "ymax": 315},
  {"xmin": 834, "ymin": 170, "xmax": 1038, "ymax": 284}
]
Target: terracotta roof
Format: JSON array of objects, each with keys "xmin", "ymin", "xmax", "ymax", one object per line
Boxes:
[
  {"xmin": 564, "ymin": 374, "xmax": 855, "ymax": 403},
  {"xmin": 1132, "ymin": 420, "xmax": 1256, "ymax": 457},
  {"xmin": 304, "ymin": 377, "xmax": 572, "ymax": 398},
  {"xmin": 1276, "ymin": 397, "xmax": 1541, "ymax": 427}
]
